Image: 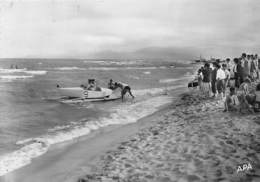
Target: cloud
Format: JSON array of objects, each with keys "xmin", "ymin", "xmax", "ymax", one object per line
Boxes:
[{"xmin": 0, "ymin": 0, "xmax": 259, "ymax": 59}]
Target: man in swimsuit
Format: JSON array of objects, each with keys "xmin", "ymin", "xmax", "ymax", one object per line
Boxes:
[{"xmin": 115, "ymin": 82, "xmax": 135, "ymax": 101}]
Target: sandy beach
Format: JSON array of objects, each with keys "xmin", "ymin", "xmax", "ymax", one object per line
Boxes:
[
  {"xmin": 76, "ymin": 91, "xmax": 260, "ymax": 182},
  {"xmin": 1, "ymin": 90, "xmax": 260, "ymax": 182}
]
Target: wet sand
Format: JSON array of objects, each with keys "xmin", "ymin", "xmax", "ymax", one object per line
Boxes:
[{"xmin": 79, "ymin": 91, "xmax": 260, "ymax": 182}]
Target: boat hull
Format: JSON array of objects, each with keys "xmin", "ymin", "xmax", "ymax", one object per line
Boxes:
[{"xmin": 58, "ymin": 87, "xmax": 113, "ymax": 99}]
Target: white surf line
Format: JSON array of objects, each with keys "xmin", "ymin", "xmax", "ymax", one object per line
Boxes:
[{"xmin": 0, "ymin": 95, "xmax": 172, "ymax": 176}]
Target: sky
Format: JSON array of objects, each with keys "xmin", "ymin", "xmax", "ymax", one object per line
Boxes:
[{"xmin": 0, "ymin": 0, "xmax": 259, "ymax": 59}]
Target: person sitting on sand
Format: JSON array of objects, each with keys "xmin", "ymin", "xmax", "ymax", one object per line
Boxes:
[
  {"xmin": 224, "ymin": 87, "xmax": 240, "ymax": 112},
  {"xmin": 237, "ymin": 78, "xmax": 254, "ymax": 113},
  {"xmin": 114, "ymin": 82, "xmax": 135, "ymax": 101},
  {"xmin": 254, "ymin": 83, "xmax": 260, "ymax": 112}
]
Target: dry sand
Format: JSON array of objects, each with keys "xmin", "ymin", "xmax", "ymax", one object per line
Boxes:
[{"xmin": 78, "ymin": 91, "xmax": 260, "ymax": 182}]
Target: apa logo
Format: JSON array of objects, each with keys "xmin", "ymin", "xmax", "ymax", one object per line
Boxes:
[{"xmin": 237, "ymin": 163, "xmax": 253, "ymax": 173}]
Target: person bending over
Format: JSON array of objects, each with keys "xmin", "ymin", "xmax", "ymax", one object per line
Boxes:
[{"xmin": 114, "ymin": 82, "xmax": 135, "ymax": 101}]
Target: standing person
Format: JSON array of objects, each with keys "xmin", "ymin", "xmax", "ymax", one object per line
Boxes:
[
  {"xmin": 241, "ymin": 53, "xmax": 247, "ymax": 68},
  {"xmin": 216, "ymin": 63, "xmax": 226, "ymax": 98},
  {"xmin": 211, "ymin": 62, "xmax": 218, "ymax": 98},
  {"xmin": 258, "ymin": 58, "xmax": 260, "ymax": 80},
  {"xmin": 226, "ymin": 58, "xmax": 232, "ymax": 71},
  {"xmin": 250, "ymin": 55, "xmax": 257, "ymax": 81},
  {"xmin": 229, "ymin": 59, "xmax": 236, "ymax": 88},
  {"xmin": 197, "ymin": 67, "xmax": 203, "ymax": 91},
  {"xmin": 201, "ymin": 63, "xmax": 212, "ymax": 97},
  {"xmin": 114, "ymin": 82, "xmax": 135, "ymax": 102},
  {"xmin": 236, "ymin": 58, "xmax": 244, "ymax": 88},
  {"xmin": 222, "ymin": 64, "xmax": 230, "ymax": 94},
  {"xmin": 254, "ymin": 54, "xmax": 259, "ymax": 80},
  {"xmin": 243, "ymin": 55, "xmax": 250, "ymax": 79}
]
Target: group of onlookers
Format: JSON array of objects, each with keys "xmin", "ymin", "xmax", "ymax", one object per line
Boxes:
[{"xmin": 194, "ymin": 53, "xmax": 260, "ymax": 113}]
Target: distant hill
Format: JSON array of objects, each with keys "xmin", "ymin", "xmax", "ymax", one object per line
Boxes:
[{"xmin": 90, "ymin": 46, "xmax": 200, "ymax": 61}]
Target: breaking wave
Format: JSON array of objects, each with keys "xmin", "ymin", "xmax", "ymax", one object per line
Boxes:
[
  {"xmin": 54, "ymin": 67, "xmax": 86, "ymax": 71},
  {"xmin": 0, "ymin": 85, "xmax": 184, "ymax": 176},
  {"xmin": 0, "ymin": 68, "xmax": 47, "ymax": 75},
  {"xmin": 0, "ymin": 75, "xmax": 34, "ymax": 81}
]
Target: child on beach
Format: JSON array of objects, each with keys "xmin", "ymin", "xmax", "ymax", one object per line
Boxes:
[{"xmin": 224, "ymin": 87, "xmax": 240, "ymax": 112}]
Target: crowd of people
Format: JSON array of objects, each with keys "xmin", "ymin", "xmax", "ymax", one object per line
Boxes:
[{"xmin": 193, "ymin": 53, "xmax": 260, "ymax": 113}]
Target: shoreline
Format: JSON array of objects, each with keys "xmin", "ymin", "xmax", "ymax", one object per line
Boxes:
[
  {"xmin": 1, "ymin": 90, "xmax": 182, "ymax": 182},
  {"xmin": 1, "ymin": 88, "xmax": 259, "ymax": 182}
]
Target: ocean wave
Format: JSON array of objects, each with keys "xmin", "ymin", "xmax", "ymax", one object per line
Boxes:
[
  {"xmin": 0, "ymin": 68, "xmax": 27, "ymax": 73},
  {"xmin": 84, "ymin": 60, "xmax": 144, "ymax": 65},
  {"xmin": 54, "ymin": 67, "xmax": 86, "ymax": 71},
  {"xmin": 128, "ymin": 75, "xmax": 140, "ymax": 80},
  {"xmin": 143, "ymin": 71, "xmax": 151, "ymax": 74},
  {"xmin": 23, "ymin": 70, "xmax": 47, "ymax": 75},
  {"xmin": 159, "ymin": 78, "xmax": 180, "ymax": 83},
  {"xmin": 0, "ymin": 95, "xmax": 171, "ymax": 176},
  {"xmin": 53, "ymin": 66, "xmax": 169, "ymax": 71},
  {"xmin": 0, "ymin": 68, "xmax": 47, "ymax": 75},
  {"xmin": 87, "ymin": 66, "xmax": 165, "ymax": 71},
  {"xmin": 0, "ymin": 75, "xmax": 34, "ymax": 81},
  {"xmin": 0, "ymin": 142, "xmax": 48, "ymax": 176}
]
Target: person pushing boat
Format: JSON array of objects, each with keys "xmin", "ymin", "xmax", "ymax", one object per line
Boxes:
[{"xmin": 113, "ymin": 81, "xmax": 135, "ymax": 101}]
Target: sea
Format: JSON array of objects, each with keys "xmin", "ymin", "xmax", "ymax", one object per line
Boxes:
[{"xmin": 0, "ymin": 58, "xmax": 194, "ymax": 176}]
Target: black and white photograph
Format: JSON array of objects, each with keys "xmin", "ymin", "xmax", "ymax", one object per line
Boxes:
[{"xmin": 0, "ymin": 0, "xmax": 259, "ymax": 181}]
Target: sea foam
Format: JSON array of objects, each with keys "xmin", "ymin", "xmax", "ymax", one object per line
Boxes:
[
  {"xmin": 0, "ymin": 83, "xmax": 188, "ymax": 176},
  {"xmin": 0, "ymin": 94, "xmax": 172, "ymax": 176},
  {"xmin": 54, "ymin": 67, "xmax": 86, "ymax": 71},
  {"xmin": 0, "ymin": 68, "xmax": 47, "ymax": 75},
  {"xmin": 0, "ymin": 75, "xmax": 34, "ymax": 81},
  {"xmin": 87, "ymin": 66, "xmax": 165, "ymax": 71}
]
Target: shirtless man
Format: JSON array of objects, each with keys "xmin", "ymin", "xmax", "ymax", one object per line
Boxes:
[{"xmin": 114, "ymin": 82, "xmax": 135, "ymax": 101}]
